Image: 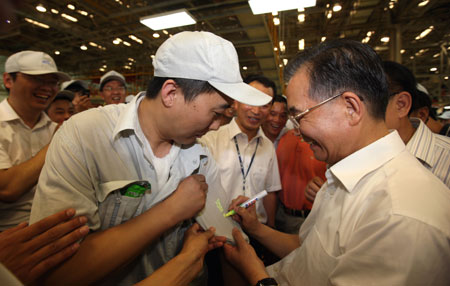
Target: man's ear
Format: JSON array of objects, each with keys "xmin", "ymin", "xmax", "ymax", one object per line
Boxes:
[
  {"xmin": 160, "ymin": 79, "xmax": 178, "ymax": 107},
  {"xmin": 342, "ymin": 91, "xmax": 363, "ymax": 126},
  {"xmin": 3, "ymin": 72, "xmax": 13, "ymax": 89},
  {"xmin": 394, "ymin": 91, "xmax": 412, "ymax": 118}
]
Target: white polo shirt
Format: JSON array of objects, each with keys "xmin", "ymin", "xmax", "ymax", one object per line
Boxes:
[
  {"xmin": 0, "ymin": 99, "xmax": 56, "ymax": 230},
  {"xmin": 30, "ymin": 94, "xmax": 220, "ymax": 285},
  {"xmin": 199, "ymin": 118, "xmax": 281, "ymax": 223},
  {"xmin": 267, "ymin": 131, "xmax": 450, "ymax": 285}
]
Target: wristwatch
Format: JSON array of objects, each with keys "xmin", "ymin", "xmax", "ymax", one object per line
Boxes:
[{"xmin": 255, "ymin": 277, "xmax": 279, "ymax": 286}]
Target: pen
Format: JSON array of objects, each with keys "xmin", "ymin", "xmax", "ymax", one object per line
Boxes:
[{"xmin": 224, "ymin": 190, "xmax": 268, "ymax": 217}]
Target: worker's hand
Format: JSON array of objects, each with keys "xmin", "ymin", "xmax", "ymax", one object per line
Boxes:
[
  {"xmin": 223, "ymin": 228, "xmax": 269, "ymax": 285},
  {"xmin": 305, "ymin": 176, "xmax": 325, "ymax": 203},
  {"xmin": 73, "ymin": 96, "xmax": 92, "ymax": 113},
  {"xmin": 180, "ymin": 223, "xmax": 226, "ymax": 274},
  {"xmin": 0, "ymin": 208, "xmax": 89, "ymax": 285},
  {"xmin": 167, "ymin": 174, "xmax": 208, "ymax": 221},
  {"xmin": 228, "ymin": 196, "xmax": 262, "ymax": 236}
]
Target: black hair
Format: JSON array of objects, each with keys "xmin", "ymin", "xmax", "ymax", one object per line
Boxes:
[
  {"xmin": 243, "ymin": 74, "xmax": 277, "ymax": 97},
  {"xmin": 413, "ymin": 89, "xmax": 437, "ymax": 120},
  {"xmin": 284, "ymin": 39, "xmax": 389, "ymax": 120},
  {"xmin": 145, "ymin": 77, "xmax": 218, "ymax": 102},
  {"xmin": 272, "ymin": 94, "xmax": 287, "ymax": 105},
  {"xmin": 65, "ymin": 83, "xmax": 90, "ymax": 96},
  {"xmin": 382, "ymin": 61, "xmax": 419, "ymax": 116}
]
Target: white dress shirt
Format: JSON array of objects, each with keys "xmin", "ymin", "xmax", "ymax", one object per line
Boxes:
[
  {"xmin": 30, "ymin": 94, "xmax": 220, "ymax": 285},
  {"xmin": 267, "ymin": 131, "xmax": 450, "ymax": 285},
  {"xmin": 200, "ymin": 118, "xmax": 281, "ymax": 223},
  {"xmin": 407, "ymin": 118, "xmax": 450, "ymax": 187},
  {"xmin": 0, "ymin": 99, "xmax": 56, "ymax": 230}
]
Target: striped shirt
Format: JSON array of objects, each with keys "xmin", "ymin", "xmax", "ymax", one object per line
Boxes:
[{"xmin": 407, "ymin": 118, "xmax": 450, "ymax": 187}]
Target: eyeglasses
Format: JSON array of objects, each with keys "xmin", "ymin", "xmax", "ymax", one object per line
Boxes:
[
  {"xmin": 288, "ymin": 92, "xmax": 342, "ymax": 130},
  {"xmin": 103, "ymin": 86, "xmax": 126, "ymax": 92}
]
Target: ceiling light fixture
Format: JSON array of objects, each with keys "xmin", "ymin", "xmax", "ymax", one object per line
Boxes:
[
  {"xmin": 61, "ymin": 13, "xmax": 78, "ymax": 22},
  {"xmin": 80, "ymin": 45, "xmax": 87, "ymax": 50},
  {"xmin": 163, "ymin": 30, "xmax": 169, "ymax": 35},
  {"xmin": 380, "ymin": 36, "xmax": 390, "ymax": 43},
  {"xmin": 36, "ymin": 4, "xmax": 47, "ymax": 13},
  {"xmin": 298, "ymin": 13, "xmax": 305, "ymax": 22},
  {"xmin": 248, "ymin": 0, "xmax": 316, "ymax": 15},
  {"xmin": 67, "ymin": 4, "xmax": 75, "ymax": 10},
  {"xmin": 54, "ymin": 51, "xmax": 60, "ymax": 55},
  {"xmin": 89, "ymin": 42, "xmax": 98, "ymax": 47},
  {"xmin": 153, "ymin": 33, "xmax": 160, "ymax": 38},
  {"xmin": 77, "ymin": 10, "xmax": 89, "ymax": 16},
  {"xmin": 123, "ymin": 41, "xmax": 131, "ymax": 46},
  {"xmin": 332, "ymin": 4, "xmax": 342, "ymax": 12},
  {"xmin": 326, "ymin": 11, "xmax": 332, "ymax": 19},
  {"xmin": 150, "ymin": 55, "xmax": 155, "ymax": 59},
  {"xmin": 140, "ymin": 9, "xmax": 196, "ymax": 30},
  {"xmin": 321, "ymin": 36, "xmax": 326, "ymax": 42},
  {"xmin": 400, "ymin": 49, "xmax": 405, "ymax": 54},
  {"xmin": 51, "ymin": 9, "xmax": 59, "ymax": 14},
  {"xmin": 415, "ymin": 26, "xmax": 434, "ymax": 40},
  {"xmin": 418, "ymin": 0, "xmax": 429, "ymax": 7},
  {"xmin": 283, "ymin": 59, "xmax": 288, "ymax": 65},
  {"xmin": 24, "ymin": 18, "xmax": 50, "ymax": 29},
  {"xmin": 99, "ymin": 67, "xmax": 105, "ymax": 72},
  {"xmin": 128, "ymin": 35, "xmax": 143, "ymax": 44},
  {"xmin": 113, "ymin": 38, "xmax": 122, "ymax": 45},
  {"xmin": 298, "ymin": 39, "xmax": 305, "ymax": 50},
  {"xmin": 243, "ymin": 66, "xmax": 248, "ymax": 70},
  {"xmin": 273, "ymin": 17, "xmax": 280, "ymax": 25},
  {"xmin": 433, "ymin": 53, "xmax": 440, "ymax": 58},
  {"xmin": 430, "ymin": 67, "xmax": 437, "ymax": 72}
]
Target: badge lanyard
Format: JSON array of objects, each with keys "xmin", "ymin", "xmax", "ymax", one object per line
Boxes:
[{"xmin": 234, "ymin": 136, "xmax": 260, "ymax": 195}]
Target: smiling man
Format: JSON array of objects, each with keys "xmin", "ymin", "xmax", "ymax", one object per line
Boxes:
[
  {"xmin": 29, "ymin": 31, "xmax": 271, "ymax": 286},
  {"xmin": 261, "ymin": 95, "xmax": 288, "ymax": 148},
  {"xmin": 0, "ymin": 51, "xmax": 70, "ymax": 230},
  {"xmin": 99, "ymin": 70, "xmax": 127, "ymax": 105},
  {"xmin": 222, "ymin": 39, "xmax": 450, "ymax": 286}
]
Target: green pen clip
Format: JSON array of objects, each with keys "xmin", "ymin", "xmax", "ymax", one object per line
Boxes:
[{"xmin": 119, "ymin": 181, "xmax": 151, "ymax": 198}]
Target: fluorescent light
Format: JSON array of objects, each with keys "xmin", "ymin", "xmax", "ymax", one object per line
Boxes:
[
  {"xmin": 24, "ymin": 18, "xmax": 50, "ymax": 29},
  {"xmin": 249, "ymin": 0, "xmax": 316, "ymax": 15},
  {"xmin": 77, "ymin": 10, "xmax": 88, "ymax": 16},
  {"xmin": 55, "ymin": 51, "xmax": 60, "ymax": 55},
  {"xmin": 298, "ymin": 13, "xmax": 305, "ymax": 22},
  {"xmin": 327, "ymin": 11, "xmax": 332, "ymax": 19},
  {"xmin": 321, "ymin": 36, "xmax": 326, "ymax": 42},
  {"xmin": 273, "ymin": 17, "xmax": 280, "ymax": 25},
  {"xmin": 140, "ymin": 9, "xmax": 196, "ymax": 30},
  {"xmin": 418, "ymin": 0, "xmax": 429, "ymax": 7},
  {"xmin": 51, "ymin": 9, "xmax": 59, "ymax": 14},
  {"xmin": 380, "ymin": 36, "xmax": 390, "ymax": 43},
  {"xmin": 332, "ymin": 4, "xmax": 342, "ymax": 12},
  {"xmin": 433, "ymin": 53, "xmax": 440, "ymax": 58},
  {"xmin": 123, "ymin": 41, "xmax": 131, "ymax": 46},
  {"xmin": 283, "ymin": 59, "xmax": 288, "ymax": 65},
  {"xmin": 163, "ymin": 30, "xmax": 169, "ymax": 35},
  {"xmin": 445, "ymin": 76, "xmax": 449, "ymax": 80},
  {"xmin": 128, "ymin": 35, "xmax": 143, "ymax": 44},
  {"xmin": 67, "ymin": 4, "xmax": 75, "ymax": 10},
  {"xmin": 416, "ymin": 26, "xmax": 434, "ymax": 40},
  {"xmin": 99, "ymin": 67, "xmax": 105, "ymax": 72},
  {"xmin": 243, "ymin": 66, "xmax": 248, "ymax": 70},
  {"xmin": 80, "ymin": 45, "xmax": 87, "ymax": 50},
  {"xmin": 400, "ymin": 49, "xmax": 405, "ymax": 54},
  {"xmin": 89, "ymin": 42, "xmax": 98, "ymax": 47},
  {"xmin": 299, "ymin": 39, "xmax": 305, "ymax": 50},
  {"xmin": 430, "ymin": 67, "xmax": 437, "ymax": 72},
  {"xmin": 113, "ymin": 38, "xmax": 122, "ymax": 45},
  {"xmin": 61, "ymin": 13, "xmax": 78, "ymax": 22},
  {"xmin": 36, "ymin": 4, "xmax": 47, "ymax": 13},
  {"xmin": 153, "ymin": 33, "xmax": 160, "ymax": 38}
]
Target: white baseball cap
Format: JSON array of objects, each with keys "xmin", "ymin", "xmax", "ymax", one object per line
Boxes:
[
  {"xmin": 5, "ymin": 50, "xmax": 70, "ymax": 82},
  {"xmin": 100, "ymin": 70, "xmax": 126, "ymax": 91},
  {"xmin": 153, "ymin": 31, "xmax": 272, "ymax": 106},
  {"xmin": 61, "ymin": 79, "xmax": 89, "ymax": 91},
  {"xmin": 438, "ymin": 110, "xmax": 450, "ymax": 120}
]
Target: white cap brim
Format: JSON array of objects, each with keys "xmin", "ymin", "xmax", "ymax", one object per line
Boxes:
[
  {"xmin": 22, "ymin": 70, "xmax": 71, "ymax": 82},
  {"xmin": 209, "ymin": 81, "xmax": 272, "ymax": 106}
]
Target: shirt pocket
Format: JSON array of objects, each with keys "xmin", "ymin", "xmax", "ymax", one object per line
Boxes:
[
  {"xmin": 250, "ymin": 166, "xmax": 268, "ymax": 192},
  {"xmin": 98, "ymin": 181, "xmax": 150, "ymax": 230}
]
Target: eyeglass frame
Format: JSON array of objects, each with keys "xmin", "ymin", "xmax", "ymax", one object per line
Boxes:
[
  {"xmin": 102, "ymin": 86, "xmax": 126, "ymax": 93},
  {"xmin": 288, "ymin": 92, "xmax": 343, "ymax": 130}
]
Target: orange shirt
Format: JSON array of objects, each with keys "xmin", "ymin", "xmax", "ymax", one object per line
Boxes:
[{"xmin": 276, "ymin": 130, "xmax": 327, "ymax": 210}]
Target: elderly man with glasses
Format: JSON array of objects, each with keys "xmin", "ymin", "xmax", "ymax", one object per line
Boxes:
[{"xmin": 223, "ymin": 39, "xmax": 450, "ymax": 286}]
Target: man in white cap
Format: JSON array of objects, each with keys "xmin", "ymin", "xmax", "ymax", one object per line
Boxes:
[
  {"xmin": 99, "ymin": 70, "xmax": 127, "ymax": 105},
  {"xmin": 0, "ymin": 50, "xmax": 70, "ymax": 230},
  {"xmin": 29, "ymin": 31, "xmax": 271, "ymax": 285}
]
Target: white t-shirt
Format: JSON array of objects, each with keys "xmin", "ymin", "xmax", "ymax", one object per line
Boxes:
[
  {"xmin": 200, "ymin": 118, "xmax": 281, "ymax": 223},
  {"xmin": 267, "ymin": 131, "xmax": 450, "ymax": 285}
]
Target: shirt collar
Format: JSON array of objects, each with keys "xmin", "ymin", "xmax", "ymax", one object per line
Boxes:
[
  {"xmin": 328, "ymin": 130, "xmax": 405, "ymax": 193},
  {"xmin": 228, "ymin": 117, "xmax": 265, "ymax": 144},
  {"xmin": 0, "ymin": 98, "xmax": 54, "ymax": 129},
  {"xmin": 112, "ymin": 93, "xmax": 144, "ymax": 141},
  {"xmin": 407, "ymin": 117, "xmax": 436, "ymax": 168}
]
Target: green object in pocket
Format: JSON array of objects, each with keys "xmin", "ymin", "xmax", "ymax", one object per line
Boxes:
[{"xmin": 120, "ymin": 181, "xmax": 151, "ymax": 198}]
